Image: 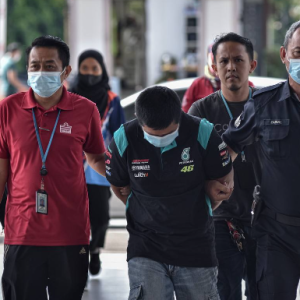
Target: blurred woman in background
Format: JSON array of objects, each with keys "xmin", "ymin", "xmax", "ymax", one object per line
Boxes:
[{"xmin": 69, "ymin": 50, "xmax": 125, "ymax": 276}]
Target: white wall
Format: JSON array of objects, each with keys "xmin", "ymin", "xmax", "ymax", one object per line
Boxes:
[
  {"xmin": 0, "ymin": 0, "xmax": 7, "ymax": 58},
  {"xmin": 146, "ymin": 0, "xmax": 188, "ymax": 86},
  {"xmin": 67, "ymin": 0, "xmax": 112, "ymax": 75}
]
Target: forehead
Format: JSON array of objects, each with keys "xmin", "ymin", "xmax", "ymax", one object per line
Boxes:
[
  {"xmin": 28, "ymin": 46, "xmax": 62, "ymax": 65},
  {"xmin": 80, "ymin": 57, "xmax": 101, "ymax": 67},
  {"xmin": 215, "ymin": 41, "xmax": 248, "ymax": 57},
  {"xmin": 287, "ymin": 28, "xmax": 300, "ymax": 50}
]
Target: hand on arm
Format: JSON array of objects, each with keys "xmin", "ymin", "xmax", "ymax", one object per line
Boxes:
[
  {"xmin": 85, "ymin": 152, "xmax": 106, "ymax": 177},
  {"xmin": 205, "ymin": 168, "xmax": 234, "ymax": 210},
  {"xmin": 0, "ymin": 159, "xmax": 8, "ymax": 203},
  {"xmin": 110, "ymin": 184, "xmax": 131, "ymax": 205}
]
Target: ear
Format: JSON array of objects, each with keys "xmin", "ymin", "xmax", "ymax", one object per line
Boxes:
[
  {"xmin": 64, "ymin": 66, "xmax": 72, "ymax": 79},
  {"xmin": 249, "ymin": 60, "xmax": 257, "ymax": 74},
  {"xmin": 212, "ymin": 63, "xmax": 218, "ymax": 76},
  {"xmin": 280, "ymin": 46, "xmax": 287, "ymax": 64}
]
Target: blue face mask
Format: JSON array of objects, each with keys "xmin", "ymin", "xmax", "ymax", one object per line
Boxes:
[
  {"xmin": 288, "ymin": 59, "xmax": 300, "ymax": 84},
  {"xmin": 143, "ymin": 128, "xmax": 179, "ymax": 148},
  {"xmin": 27, "ymin": 69, "xmax": 65, "ymax": 98}
]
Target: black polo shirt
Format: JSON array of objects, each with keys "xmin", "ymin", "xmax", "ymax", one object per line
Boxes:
[
  {"xmin": 106, "ymin": 113, "xmax": 232, "ymax": 267},
  {"xmin": 223, "ymin": 80, "xmax": 300, "ymax": 253},
  {"xmin": 189, "ymin": 89, "xmax": 261, "ymax": 225}
]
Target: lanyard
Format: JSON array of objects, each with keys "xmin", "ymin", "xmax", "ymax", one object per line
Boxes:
[
  {"xmin": 220, "ymin": 87, "xmax": 252, "ymax": 162},
  {"xmin": 32, "ymin": 108, "xmax": 61, "ymax": 175}
]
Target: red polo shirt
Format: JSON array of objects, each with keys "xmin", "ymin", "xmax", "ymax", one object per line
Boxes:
[{"xmin": 0, "ymin": 87, "xmax": 105, "ymax": 246}]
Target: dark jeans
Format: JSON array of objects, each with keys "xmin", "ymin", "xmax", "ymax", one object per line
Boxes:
[
  {"xmin": 2, "ymin": 245, "xmax": 89, "ymax": 300},
  {"xmin": 87, "ymin": 184, "xmax": 111, "ymax": 251},
  {"xmin": 215, "ymin": 220, "xmax": 258, "ymax": 300}
]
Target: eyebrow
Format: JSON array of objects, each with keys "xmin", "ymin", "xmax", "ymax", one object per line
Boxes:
[
  {"xmin": 29, "ymin": 60, "xmax": 56, "ymax": 64},
  {"xmin": 219, "ymin": 55, "xmax": 244, "ymax": 60}
]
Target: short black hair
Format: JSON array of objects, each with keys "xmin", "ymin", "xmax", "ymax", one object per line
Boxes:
[
  {"xmin": 135, "ymin": 86, "xmax": 182, "ymax": 130},
  {"xmin": 283, "ymin": 21, "xmax": 300, "ymax": 50},
  {"xmin": 212, "ymin": 32, "xmax": 254, "ymax": 62},
  {"xmin": 26, "ymin": 35, "xmax": 70, "ymax": 68}
]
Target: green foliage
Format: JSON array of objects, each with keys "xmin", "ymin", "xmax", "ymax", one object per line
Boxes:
[
  {"xmin": 6, "ymin": 0, "xmax": 66, "ymax": 72},
  {"xmin": 263, "ymin": 47, "xmax": 287, "ymax": 79}
]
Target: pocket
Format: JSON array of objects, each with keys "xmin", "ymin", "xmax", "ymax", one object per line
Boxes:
[
  {"xmin": 128, "ymin": 283, "xmax": 143, "ymax": 300},
  {"xmin": 262, "ymin": 119, "xmax": 290, "ymax": 160}
]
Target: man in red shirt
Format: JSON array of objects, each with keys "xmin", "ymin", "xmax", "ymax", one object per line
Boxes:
[
  {"xmin": 181, "ymin": 44, "xmax": 221, "ymax": 113},
  {"xmin": 0, "ymin": 36, "xmax": 107, "ymax": 299}
]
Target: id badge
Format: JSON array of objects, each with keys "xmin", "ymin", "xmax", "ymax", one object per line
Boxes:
[{"xmin": 36, "ymin": 190, "xmax": 48, "ymax": 214}]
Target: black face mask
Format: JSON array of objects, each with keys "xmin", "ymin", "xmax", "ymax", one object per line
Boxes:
[{"xmin": 79, "ymin": 74, "xmax": 103, "ymax": 86}]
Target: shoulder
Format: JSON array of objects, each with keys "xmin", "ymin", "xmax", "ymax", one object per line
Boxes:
[
  {"xmin": 0, "ymin": 92, "xmax": 24, "ymax": 109},
  {"xmin": 253, "ymin": 82, "xmax": 284, "ymax": 97},
  {"xmin": 67, "ymin": 90, "xmax": 96, "ymax": 108},
  {"xmin": 122, "ymin": 119, "xmax": 139, "ymax": 133},
  {"xmin": 189, "ymin": 76, "xmax": 210, "ymax": 89},
  {"xmin": 252, "ymin": 81, "xmax": 286, "ymax": 108},
  {"xmin": 113, "ymin": 119, "xmax": 138, "ymax": 156},
  {"xmin": 107, "ymin": 90, "xmax": 118, "ymax": 100},
  {"xmin": 191, "ymin": 91, "xmax": 220, "ymax": 110}
]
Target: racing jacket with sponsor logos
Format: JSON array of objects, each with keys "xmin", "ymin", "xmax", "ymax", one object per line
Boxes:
[{"xmin": 105, "ymin": 113, "xmax": 232, "ymax": 267}]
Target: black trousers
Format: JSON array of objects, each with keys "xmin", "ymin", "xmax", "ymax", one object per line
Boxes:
[
  {"xmin": 2, "ymin": 245, "xmax": 89, "ymax": 300},
  {"xmin": 0, "ymin": 186, "xmax": 7, "ymax": 229},
  {"xmin": 215, "ymin": 221, "xmax": 257, "ymax": 300},
  {"xmin": 87, "ymin": 184, "xmax": 111, "ymax": 251},
  {"xmin": 256, "ymin": 234, "xmax": 300, "ymax": 300}
]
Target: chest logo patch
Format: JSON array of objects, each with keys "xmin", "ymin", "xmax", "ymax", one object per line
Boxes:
[
  {"xmin": 181, "ymin": 148, "xmax": 190, "ymax": 161},
  {"xmin": 60, "ymin": 122, "xmax": 72, "ymax": 134}
]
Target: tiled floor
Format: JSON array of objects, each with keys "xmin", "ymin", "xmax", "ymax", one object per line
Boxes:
[{"xmin": 83, "ymin": 253, "xmax": 129, "ymax": 300}]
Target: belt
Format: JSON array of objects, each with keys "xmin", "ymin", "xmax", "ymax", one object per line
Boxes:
[{"xmin": 262, "ymin": 207, "xmax": 300, "ymax": 227}]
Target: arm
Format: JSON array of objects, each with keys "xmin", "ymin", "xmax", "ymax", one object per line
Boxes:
[
  {"xmin": 105, "ymin": 126, "xmax": 131, "ymax": 204},
  {"xmin": 110, "ymin": 184, "xmax": 129, "ymax": 205},
  {"xmin": 0, "ymin": 159, "xmax": 8, "ymax": 203},
  {"xmin": 227, "ymin": 145, "xmax": 238, "ymax": 162},
  {"xmin": 222, "ymin": 98, "xmax": 258, "ymax": 155},
  {"xmin": 7, "ymin": 69, "xmax": 28, "ymax": 92},
  {"xmin": 201, "ymin": 124, "xmax": 234, "ymax": 208},
  {"xmin": 205, "ymin": 168, "xmax": 234, "ymax": 210},
  {"xmin": 85, "ymin": 152, "xmax": 105, "ymax": 177}
]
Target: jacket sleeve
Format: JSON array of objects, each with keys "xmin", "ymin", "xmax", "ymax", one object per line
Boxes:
[{"xmin": 222, "ymin": 98, "xmax": 258, "ymax": 153}]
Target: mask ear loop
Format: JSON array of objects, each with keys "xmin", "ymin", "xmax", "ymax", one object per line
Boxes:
[{"xmin": 60, "ymin": 67, "xmax": 67, "ymax": 85}]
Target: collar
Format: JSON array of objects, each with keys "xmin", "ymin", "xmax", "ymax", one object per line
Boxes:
[
  {"xmin": 21, "ymin": 86, "xmax": 74, "ymax": 111},
  {"xmin": 277, "ymin": 80, "xmax": 292, "ymax": 102}
]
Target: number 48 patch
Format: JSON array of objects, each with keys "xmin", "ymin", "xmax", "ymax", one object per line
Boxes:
[{"xmin": 181, "ymin": 165, "xmax": 194, "ymax": 173}]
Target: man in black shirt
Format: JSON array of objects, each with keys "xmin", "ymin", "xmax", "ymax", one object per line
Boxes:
[
  {"xmin": 105, "ymin": 86, "xmax": 233, "ymax": 300},
  {"xmin": 189, "ymin": 33, "xmax": 259, "ymax": 300},
  {"xmin": 223, "ymin": 21, "xmax": 300, "ymax": 300}
]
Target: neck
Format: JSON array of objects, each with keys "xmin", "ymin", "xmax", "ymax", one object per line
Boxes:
[
  {"xmin": 221, "ymin": 85, "xmax": 250, "ymax": 103},
  {"xmin": 34, "ymin": 87, "xmax": 63, "ymax": 110},
  {"xmin": 289, "ymin": 77, "xmax": 300, "ymax": 100}
]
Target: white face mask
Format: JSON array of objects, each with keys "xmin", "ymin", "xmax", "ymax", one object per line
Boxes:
[
  {"xmin": 143, "ymin": 128, "xmax": 179, "ymax": 147},
  {"xmin": 27, "ymin": 68, "xmax": 65, "ymax": 98}
]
